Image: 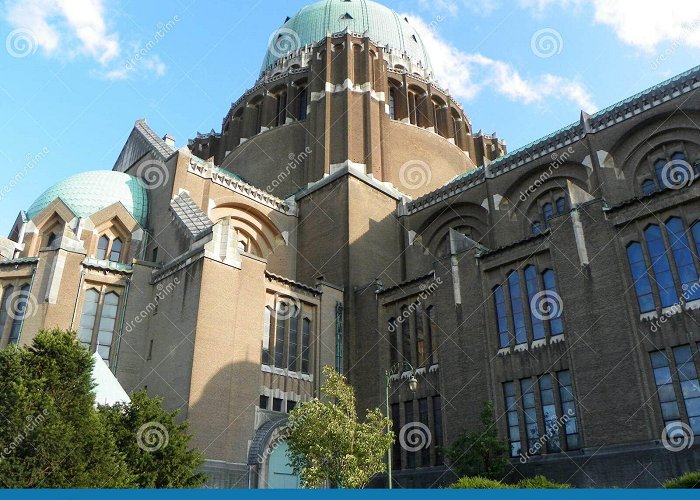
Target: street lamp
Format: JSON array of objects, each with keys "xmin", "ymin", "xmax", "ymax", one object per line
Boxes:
[{"xmin": 385, "ymin": 361, "xmax": 418, "ymax": 489}]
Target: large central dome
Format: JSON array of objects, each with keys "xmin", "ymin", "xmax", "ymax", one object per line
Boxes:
[{"xmin": 261, "ymin": 0, "xmax": 432, "ymax": 73}]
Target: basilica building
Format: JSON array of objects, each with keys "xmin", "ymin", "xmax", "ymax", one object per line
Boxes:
[{"xmin": 2, "ymin": 0, "xmax": 700, "ymax": 488}]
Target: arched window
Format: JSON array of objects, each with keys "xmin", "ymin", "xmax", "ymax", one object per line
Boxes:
[
  {"xmin": 109, "ymin": 238, "xmax": 122, "ymax": 263},
  {"xmin": 96, "ymin": 236, "xmax": 110, "ymax": 260},
  {"xmin": 555, "ymin": 197, "xmax": 568, "ymax": 215},
  {"xmin": 671, "ymin": 151, "xmax": 688, "ymax": 163},
  {"xmin": 96, "ymin": 292, "xmax": 119, "ymax": 361},
  {"xmin": 7, "ymin": 284, "xmax": 30, "ymax": 345},
  {"xmin": 288, "ymin": 306, "xmax": 299, "ymax": 371},
  {"xmin": 693, "ymin": 222, "xmax": 700, "ymax": 266},
  {"xmin": 78, "ymin": 289, "xmax": 100, "ymax": 348},
  {"xmin": 542, "ymin": 203, "xmax": 554, "ymax": 226},
  {"xmin": 665, "ymin": 217, "xmax": 700, "ymax": 302},
  {"xmin": 654, "ymin": 159, "xmax": 667, "ymax": 188},
  {"xmin": 262, "ymin": 306, "xmax": 273, "ymax": 366},
  {"xmin": 642, "ymin": 179, "xmax": 656, "ymax": 196},
  {"xmin": 388, "ymin": 317, "xmax": 398, "ymax": 366},
  {"xmin": 389, "ymin": 89, "xmax": 397, "ymax": 120},
  {"xmin": 644, "ymin": 224, "xmax": 678, "ymax": 308},
  {"xmin": 524, "ymin": 266, "xmax": 545, "ymax": 341},
  {"xmin": 415, "ymin": 303, "xmax": 425, "ymax": 366},
  {"xmin": 408, "ymin": 90, "xmax": 419, "ymax": 125},
  {"xmin": 626, "ymin": 242, "xmax": 655, "ymax": 313},
  {"xmin": 542, "ymin": 270, "xmax": 564, "ymax": 336},
  {"xmin": 426, "ymin": 306, "xmax": 436, "ymax": 365},
  {"xmin": 0, "ymin": 286, "xmax": 15, "ymax": 342},
  {"xmin": 274, "ymin": 302, "xmax": 287, "ymax": 368},
  {"xmin": 238, "ymin": 241, "xmax": 247, "ymax": 253},
  {"xmin": 532, "ymin": 222, "xmax": 542, "ymax": 235},
  {"xmin": 47, "ymin": 232, "xmax": 57, "ymax": 247},
  {"xmin": 508, "ymin": 272, "xmax": 527, "ymax": 345},
  {"xmin": 494, "ymin": 286, "xmax": 509, "ymax": 348},
  {"xmin": 275, "ymin": 90, "xmax": 287, "ymax": 127}
]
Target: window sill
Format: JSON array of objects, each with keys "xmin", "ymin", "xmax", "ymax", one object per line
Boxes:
[{"xmin": 261, "ymin": 364, "xmax": 313, "ymax": 382}]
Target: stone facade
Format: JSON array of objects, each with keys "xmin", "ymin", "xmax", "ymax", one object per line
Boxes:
[{"xmin": 2, "ymin": 0, "xmax": 700, "ymax": 488}]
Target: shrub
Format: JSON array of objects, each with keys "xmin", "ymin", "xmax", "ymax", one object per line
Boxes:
[
  {"xmin": 664, "ymin": 472, "xmax": 700, "ymax": 489},
  {"xmin": 450, "ymin": 476, "xmax": 510, "ymax": 489},
  {"xmin": 517, "ymin": 475, "xmax": 571, "ymax": 489}
]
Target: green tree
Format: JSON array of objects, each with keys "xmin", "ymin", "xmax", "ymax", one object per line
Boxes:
[
  {"xmin": 445, "ymin": 400, "xmax": 508, "ymax": 480},
  {"xmin": 99, "ymin": 390, "xmax": 206, "ymax": 488},
  {"xmin": 0, "ymin": 329, "xmax": 132, "ymax": 488},
  {"xmin": 286, "ymin": 366, "xmax": 393, "ymax": 488},
  {"xmin": 0, "ymin": 329, "xmax": 205, "ymax": 488}
]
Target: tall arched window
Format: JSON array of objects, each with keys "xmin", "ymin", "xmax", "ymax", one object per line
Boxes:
[
  {"xmin": 415, "ymin": 303, "xmax": 425, "ymax": 367},
  {"xmin": 532, "ymin": 221, "xmax": 542, "ymax": 235},
  {"xmin": 494, "ymin": 286, "xmax": 509, "ymax": 348},
  {"xmin": 7, "ymin": 284, "xmax": 30, "ymax": 345},
  {"xmin": 96, "ymin": 236, "xmax": 110, "ymax": 260},
  {"xmin": 645, "ymin": 224, "xmax": 678, "ymax": 308},
  {"xmin": 47, "ymin": 232, "xmax": 57, "ymax": 247},
  {"xmin": 426, "ymin": 306, "xmax": 436, "ymax": 365},
  {"xmin": 555, "ymin": 197, "xmax": 568, "ymax": 215},
  {"xmin": 542, "ymin": 203, "xmax": 554, "ymax": 226},
  {"xmin": 78, "ymin": 289, "xmax": 100, "ymax": 348},
  {"xmin": 275, "ymin": 91, "xmax": 287, "ymax": 127},
  {"xmin": 642, "ymin": 179, "xmax": 656, "ymax": 196},
  {"xmin": 626, "ymin": 242, "xmax": 655, "ymax": 313},
  {"xmin": 542, "ymin": 270, "xmax": 564, "ymax": 336},
  {"xmin": 389, "ymin": 89, "xmax": 397, "ymax": 120},
  {"xmin": 288, "ymin": 307, "xmax": 299, "ymax": 371},
  {"xmin": 298, "ymin": 88, "xmax": 308, "ymax": 121},
  {"xmin": 654, "ymin": 159, "xmax": 667, "ymax": 188},
  {"xmin": 665, "ymin": 217, "xmax": 700, "ymax": 302},
  {"xmin": 408, "ymin": 91, "xmax": 419, "ymax": 125},
  {"xmin": 274, "ymin": 302, "xmax": 287, "ymax": 368},
  {"xmin": 508, "ymin": 272, "xmax": 527, "ymax": 345},
  {"xmin": 96, "ymin": 292, "xmax": 119, "ymax": 361},
  {"xmin": 0, "ymin": 285, "xmax": 13, "ymax": 341},
  {"xmin": 400, "ymin": 306, "xmax": 412, "ymax": 365},
  {"xmin": 301, "ymin": 317, "xmax": 311, "ymax": 374},
  {"xmin": 262, "ymin": 306, "xmax": 273, "ymax": 366},
  {"xmin": 524, "ymin": 266, "xmax": 545, "ymax": 341},
  {"xmin": 109, "ymin": 238, "xmax": 122, "ymax": 263}
]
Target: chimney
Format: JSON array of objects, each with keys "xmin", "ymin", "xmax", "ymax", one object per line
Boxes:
[{"xmin": 163, "ymin": 134, "xmax": 176, "ymax": 148}]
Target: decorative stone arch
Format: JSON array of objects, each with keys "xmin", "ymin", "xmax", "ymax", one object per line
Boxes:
[
  {"xmin": 209, "ymin": 200, "xmax": 285, "ymax": 259},
  {"xmin": 416, "ymin": 202, "xmax": 489, "ymax": 257},
  {"xmin": 25, "ymin": 198, "xmax": 77, "ymax": 255},
  {"xmin": 247, "ymin": 417, "xmax": 300, "ymax": 489}
]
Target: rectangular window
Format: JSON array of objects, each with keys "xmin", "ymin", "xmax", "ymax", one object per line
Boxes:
[
  {"xmin": 301, "ymin": 318, "xmax": 311, "ymax": 374},
  {"xmin": 259, "ymin": 395, "xmax": 269, "ymax": 409},
  {"xmin": 539, "ymin": 374, "xmax": 561, "ymax": 452},
  {"xmin": 405, "ymin": 401, "xmax": 415, "ymax": 469},
  {"xmin": 503, "ymin": 382, "xmax": 521, "ymax": 458},
  {"xmin": 673, "ymin": 346, "xmax": 700, "ymax": 435},
  {"xmin": 288, "ymin": 309, "xmax": 299, "ymax": 372},
  {"xmin": 650, "ymin": 350, "xmax": 681, "ymax": 427},
  {"xmin": 96, "ymin": 293, "xmax": 119, "ymax": 361},
  {"xmin": 272, "ymin": 398, "xmax": 283, "ymax": 412},
  {"xmin": 432, "ymin": 396, "xmax": 443, "ymax": 464},
  {"xmin": 419, "ymin": 397, "xmax": 430, "ymax": 466},
  {"xmin": 557, "ymin": 370, "xmax": 580, "ymax": 450},
  {"xmin": 286, "ymin": 400, "xmax": 297, "ymax": 413},
  {"xmin": 274, "ymin": 304, "xmax": 286, "ymax": 368},
  {"xmin": 262, "ymin": 306, "xmax": 273, "ymax": 366},
  {"xmin": 520, "ymin": 377, "xmax": 539, "ymax": 452}
]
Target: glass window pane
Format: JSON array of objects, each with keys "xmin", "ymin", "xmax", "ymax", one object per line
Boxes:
[
  {"xmin": 684, "ymin": 397, "xmax": 700, "ymax": 417},
  {"xmin": 644, "ymin": 225, "xmax": 679, "ymax": 307},
  {"xmin": 78, "ymin": 289, "xmax": 100, "ymax": 346},
  {"xmin": 661, "ymin": 401, "xmax": 681, "ymax": 421},
  {"xmin": 97, "ymin": 236, "xmax": 109, "ymax": 260},
  {"xmin": 508, "ymin": 273, "xmax": 527, "ymax": 345},
  {"xmin": 654, "ymin": 367, "xmax": 673, "ymax": 385},
  {"xmin": 689, "ymin": 416, "xmax": 700, "ymax": 435},
  {"xmin": 525, "ymin": 266, "xmax": 545, "ymax": 340}
]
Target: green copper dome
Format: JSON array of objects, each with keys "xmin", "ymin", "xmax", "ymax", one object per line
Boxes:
[
  {"xmin": 26, "ymin": 171, "xmax": 149, "ymax": 227},
  {"xmin": 261, "ymin": 0, "xmax": 432, "ymax": 73}
]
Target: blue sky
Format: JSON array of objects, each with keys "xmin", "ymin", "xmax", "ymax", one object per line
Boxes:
[{"xmin": 1, "ymin": 0, "xmax": 699, "ymax": 234}]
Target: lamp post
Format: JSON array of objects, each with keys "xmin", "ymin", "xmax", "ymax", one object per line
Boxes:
[{"xmin": 385, "ymin": 361, "xmax": 418, "ymax": 489}]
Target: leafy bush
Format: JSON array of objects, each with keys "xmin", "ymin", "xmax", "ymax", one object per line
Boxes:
[
  {"xmin": 517, "ymin": 475, "xmax": 570, "ymax": 489},
  {"xmin": 664, "ymin": 472, "xmax": 700, "ymax": 488},
  {"xmin": 450, "ymin": 476, "xmax": 510, "ymax": 489}
]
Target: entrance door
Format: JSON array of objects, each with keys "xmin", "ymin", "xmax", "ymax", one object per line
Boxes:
[{"xmin": 266, "ymin": 441, "xmax": 300, "ymax": 488}]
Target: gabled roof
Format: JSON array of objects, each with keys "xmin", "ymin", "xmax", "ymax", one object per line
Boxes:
[{"xmin": 113, "ymin": 119, "xmax": 176, "ymax": 173}]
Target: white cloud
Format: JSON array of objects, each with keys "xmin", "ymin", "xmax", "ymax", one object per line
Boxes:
[
  {"xmin": 5, "ymin": 0, "xmax": 120, "ymax": 63},
  {"xmin": 418, "ymin": 0, "xmax": 501, "ymax": 17},
  {"xmin": 408, "ymin": 14, "xmax": 597, "ymax": 111},
  {"xmin": 102, "ymin": 54, "xmax": 166, "ymax": 81}
]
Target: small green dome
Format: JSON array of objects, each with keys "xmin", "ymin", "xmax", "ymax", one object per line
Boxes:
[
  {"xmin": 262, "ymin": 0, "xmax": 432, "ymax": 73},
  {"xmin": 27, "ymin": 171, "xmax": 149, "ymax": 227}
]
